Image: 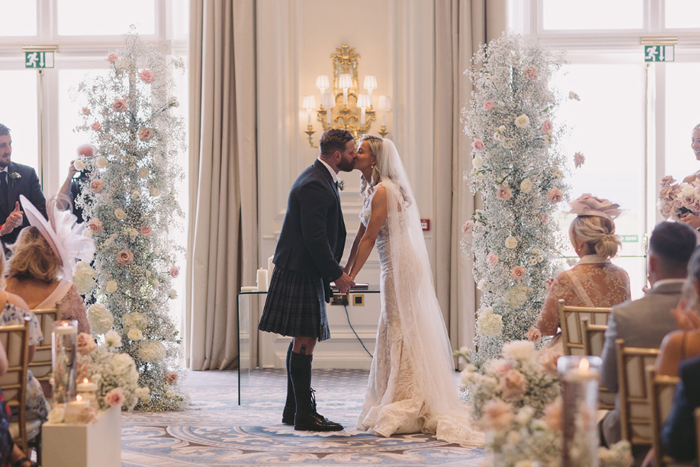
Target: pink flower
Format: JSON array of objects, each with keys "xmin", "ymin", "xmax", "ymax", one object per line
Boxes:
[
  {"xmin": 523, "ymin": 65, "xmax": 538, "ymax": 80},
  {"xmin": 661, "ymin": 175, "xmax": 676, "ymax": 186},
  {"xmin": 170, "ymin": 267, "xmax": 179, "ymax": 278},
  {"xmin": 540, "ymin": 213, "xmax": 550, "ymax": 224},
  {"xmin": 106, "ymin": 53, "xmax": 118, "ymax": 63},
  {"xmin": 494, "ymin": 360, "xmax": 511, "ymax": 376},
  {"xmin": 87, "ymin": 218, "xmax": 104, "ymax": 234},
  {"xmin": 546, "ymin": 187, "xmax": 563, "ymax": 204},
  {"xmin": 574, "ymin": 151, "xmax": 585, "ymax": 168},
  {"xmin": 511, "ymin": 266, "xmax": 527, "ymax": 280},
  {"xmin": 140, "ymin": 226, "xmax": 152, "ymax": 237},
  {"xmin": 486, "ymin": 253, "xmax": 499, "ymax": 265},
  {"xmin": 117, "ymin": 249, "xmax": 134, "ymax": 266},
  {"xmin": 77, "ymin": 144, "xmax": 94, "ymax": 157},
  {"xmin": 683, "ymin": 195, "xmax": 695, "ymax": 207},
  {"xmin": 462, "ymin": 220, "xmax": 473, "ymax": 234},
  {"xmin": 660, "ymin": 185, "xmax": 671, "ymax": 199},
  {"xmin": 81, "ymin": 107, "xmax": 90, "ymax": 116},
  {"xmin": 481, "ymin": 400, "xmax": 514, "ymax": 430},
  {"xmin": 91, "ymin": 122, "xmax": 102, "ymax": 131},
  {"xmin": 77, "ymin": 333, "xmax": 97, "ymax": 356},
  {"xmin": 138, "ymin": 127, "xmax": 154, "ymax": 142},
  {"xmin": 164, "ymin": 372, "xmax": 178, "ymax": 384},
  {"xmin": 105, "ymin": 387, "xmax": 125, "ymax": 407},
  {"xmin": 472, "ymin": 139, "xmax": 485, "ymax": 152},
  {"xmin": 540, "ymin": 353, "xmax": 559, "ymax": 375},
  {"xmin": 543, "ymin": 398, "xmax": 563, "ymax": 431},
  {"xmin": 526, "ymin": 327, "xmax": 542, "ymax": 344},
  {"xmin": 496, "ymin": 185, "xmax": 513, "ymax": 201},
  {"xmin": 498, "ymin": 369, "xmax": 528, "ymax": 399},
  {"xmin": 112, "ymin": 99, "xmax": 128, "ymax": 113},
  {"xmin": 541, "ymin": 119, "xmax": 553, "ymax": 134},
  {"xmin": 90, "ymin": 179, "xmax": 105, "ymax": 194},
  {"xmin": 139, "ymin": 69, "xmax": 154, "ymax": 84},
  {"xmin": 483, "ymin": 100, "xmax": 494, "ymax": 111}
]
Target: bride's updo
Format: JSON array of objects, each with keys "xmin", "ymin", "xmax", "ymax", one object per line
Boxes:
[{"xmin": 359, "ymin": 134, "xmax": 383, "ymax": 195}]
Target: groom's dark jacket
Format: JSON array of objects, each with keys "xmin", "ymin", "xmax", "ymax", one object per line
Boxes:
[
  {"xmin": 273, "ymin": 159, "xmax": 346, "ymax": 302},
  {"xmin": 1, "ymin": 161, "xmax": 47, "ymax": 245}
]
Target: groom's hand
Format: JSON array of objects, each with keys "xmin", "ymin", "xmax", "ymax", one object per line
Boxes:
[{"xmin": 334, "ymin": 273, "xmax": 355, "ymax": 294}]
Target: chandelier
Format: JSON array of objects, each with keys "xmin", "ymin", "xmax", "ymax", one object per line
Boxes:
[{"xmin": 302, "ymin": 44, "xmax": 391, "ymax": 148}]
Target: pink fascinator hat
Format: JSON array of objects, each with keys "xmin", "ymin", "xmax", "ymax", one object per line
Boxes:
[
  {"xmin": 20, "ymin": 195, "xmax": 95, "ymax": 279},
  {"xmin": 568, "ymin": 193, "xmax": 622, "ymax": 220}
]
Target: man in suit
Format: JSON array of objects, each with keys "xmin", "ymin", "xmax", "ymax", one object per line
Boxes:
[
  {"xmin": 661, "ymin": 353, "xmax": 700, "ymax": 462},
  {"xmin": 259, "ymin": 129, "xmax": 356, "ymax": 431},
  {"xmin": 0, "ymin": 124, "xmax": 47, "ymax": 245},
  {"xmin": 599, "ymin": 221, "xmax": 697, "ymax": 446}
]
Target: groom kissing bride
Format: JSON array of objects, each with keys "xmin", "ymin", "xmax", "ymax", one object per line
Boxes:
[{"xmin": 259, "ymin": 129, "xmax": 482, "ymax": 446}]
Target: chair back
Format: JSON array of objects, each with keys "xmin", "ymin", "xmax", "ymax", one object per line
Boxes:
[
  {"xmin": 582, "ymin": 318, "xmax": 615, "ymax": 410},
  {"xmin": 0, "ymin": 318, "xmax": 31, "ymax": 453},
  {"xmin": 558, "ymin": 299, "xmax": 611, "ymax": 356},
  {"xmin": 30, "ymin": 303, "xmax": 60, "ymax": 382},
  {"xmin": 646, "ymin": 367, "xmax": 680, "ymax": 467},
  {"xmin": 616, "ymin": 339, "xmax": 660, "ymax": 446}
]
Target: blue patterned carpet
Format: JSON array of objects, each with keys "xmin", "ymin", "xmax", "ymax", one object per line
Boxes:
[{"xmin": 120, "ymin": 369, "xmax": 484, "ymax": 466}]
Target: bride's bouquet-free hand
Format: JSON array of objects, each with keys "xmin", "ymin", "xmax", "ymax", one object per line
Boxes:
[{"xmin": 659, "ymin": 175, "xmax": 700, "ymax": 220}]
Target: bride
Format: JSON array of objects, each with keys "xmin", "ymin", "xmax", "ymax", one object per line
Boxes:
[{"xmin": 344, "ymin": 135, "xmax": 482, "ymax": 446}]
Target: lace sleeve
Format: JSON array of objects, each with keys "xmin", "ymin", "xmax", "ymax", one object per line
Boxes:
[
  {"xmin": 59, "ymin": 284, "xmax": 90, "ymax": 335},
  {"xmin": 537, "ymin": 272, "xmax": 577, "ymax": 336}
]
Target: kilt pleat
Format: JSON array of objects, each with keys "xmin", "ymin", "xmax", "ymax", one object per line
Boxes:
[{"xmin": 258, "ymin": 267, "xmax": 330, "ymax": 341}]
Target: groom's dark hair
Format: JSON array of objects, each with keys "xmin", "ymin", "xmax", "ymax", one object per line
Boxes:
[
  {"xmin": 650, "ymin": 221, "xmax": 696, "ymax": 275},
  {"xmin": 319, "ymin": 129, "xmax": 353, "ymax": 157}
]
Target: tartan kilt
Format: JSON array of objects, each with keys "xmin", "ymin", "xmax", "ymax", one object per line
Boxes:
[{"xmin": 258, "ymin": 267, "xmax": 330, "ymax": 341}]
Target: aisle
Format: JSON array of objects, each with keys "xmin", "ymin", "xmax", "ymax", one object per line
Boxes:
[{"xmin": 120, "ymin": 369, "xmax": 483, "ymax": 466}]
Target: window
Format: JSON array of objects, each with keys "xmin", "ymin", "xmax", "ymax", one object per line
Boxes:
[{"xmin": 542, "ymin": 0, "xmax": 643, "ymax": 31}]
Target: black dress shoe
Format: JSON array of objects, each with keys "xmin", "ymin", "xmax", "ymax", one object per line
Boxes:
[
  {"xmin": 282, "ymin": 407, "xmax": 295, "ymax": 425},
  {"xmin": 294, "ymin": 412, "xmax": 344, "ymax": 432}
]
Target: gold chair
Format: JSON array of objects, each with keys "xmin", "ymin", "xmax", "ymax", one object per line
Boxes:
[
  {"xmin": 616, "ymin": 339, "xmax": 660, "ymax": 447},
  {"xmin": 30, "ymin": 304, "xmax": 61, "ymax": 385},
  {"xmin": 582, "ymin": 318, "xmax": 615, "ymax": 411},
  {"xmin": 558, "ymin": 299, "xmax": 612, "ymax": 356},
  {"xmin": 646, "ymin": 366, "xmax": 680, "ymax": 467}
]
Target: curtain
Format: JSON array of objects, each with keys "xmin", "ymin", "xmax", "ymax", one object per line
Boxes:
[
  {"xmin": 187, "ymin": 0, "xmax": 258, "ymax": 370},
  {"xmin": 434, "ymin": 0, "xmax": 507, "ymax": 352}
]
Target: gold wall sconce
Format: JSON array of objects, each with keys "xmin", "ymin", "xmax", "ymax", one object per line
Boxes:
[{"xmin": 303, "ymin": 44, "xmax": 391, "ymax": 148}]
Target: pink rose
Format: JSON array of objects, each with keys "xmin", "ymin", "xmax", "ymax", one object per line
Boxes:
[
  {"xmin": 498, "ymin": 369, "xmax": 528, "ymax": 400},
  {"xmin": 496, "ymin": 185, "xmax": 513, "ymax": 201},
  {"xmin": 140, "ymin": 226, "xmax": 152, "ymax": 237},
  {"xmin": 77, "ymin": 333, "xmax": 97, "ymax": 356},
  {"xmin": 574, "ymin": 151, "xmax": 585, "ymax": 168},
  {"xmin": 526, "ymin": 327, "xmax": 542, "ymax": 344},
  {"xmin": 81, "ymin": 107, "xmax": 90, "ymax": 116},
  {"xmin": 523, "ymin": 65, "xmax": 538, "ymax": 80},
  {"xmin": 472, "ymin": 139, "xmax": 485, "ymax": 151},
  {"xmin": 481, "ymin": 400, "xmax": 514, "ymax": 430},
  {"xmin": 87, "ymin": 218, "xmax": 104, "ymax": 234},
  {"xmin": 674, "ymin": 199, "xmax": 683, "ymax": 209},
  {"xmin": 540, "ymin": 213, "xmax": 549, "ymax": 224},
  {"xmin": 117, "ymin": 249, "xmax": 134, "ymax": 266},
  {"xmin": 486, "ymin": 253, "xmax": 499, "ymax": 265},
  {"xmin": 107, "ymin": 53, "xmax": 118, "ymax": 63},
  {"xmin": 139, "ymin": 70, "xmax": 154, "ymax": 83},
  {"xmin": 660, "ymin": 185, "xmax": 671, "ymax": 199},
  {"xmin": 164, "ymin": 371, "xmax": 178, "ymax": 384},
  {"xmin": 91, "ymin": 122, "xmax": 102, "ymax": 131},
  {"xmin": 483, "ymin": 100, "xmax": 494, "ymax": 111},
  {"xmin": 462, "ymin": 220, "xmax": 473, "ymax": 234},
  {"xmin": 511, "ymin": 266, "xmax": 527, "ymax": 280},
  {"xmin": 546, "ymin": 187, "xmax": 563, "ymax": 204},
  {"xmin": 112, "ymin": 99, "xmax": 128, "ymax": 113},
  {"xmin": 494, "ymin": 360, "xmax": 511, "ymax": 376},
  {"xmin": 170, "ymin": 267, "xmax": 179, "ymax": 278},
  {"xmin": 683, "ymin": 195, "xmax": 695, "ymax": 207},
  {"xmin": 105, "ymin": 387, "xmax": 125, "ymax": 407},
  {"xmin": 90, "ymin": 179, "xmax": 105, "ymax": 194},
  {"xmin": 661, "ymin": 175, "xmax": 676, "ymax": 186},
  {"xmin": 541, "ymin": 119, "xmax": 553, "ymax": 134},
  {"xmin": 138, "ymin": 127, "xmax": 154, "ymax": 142},
  {"xmin": 77, "ymin": 144, "xmax": 94, "ymax": 157},
  {"xmin": 543, "ymin": 399, "xmax": 563, "ymax": 431}
]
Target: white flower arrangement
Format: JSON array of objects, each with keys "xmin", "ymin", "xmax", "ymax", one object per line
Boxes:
[
  {"xmin": 72, "ymin": 261, "xmax": 97, "ymax": 295},
  {"xmin": 87, "ymin": 304, "xmax": 114, "ymax": 334},
  {"xmin": 461, "ymin": 33, "xmax": 575, "ymax": 364},
  {"xmin": 73, "ymin": 30, "xmax": 187, "ymax": 411}
]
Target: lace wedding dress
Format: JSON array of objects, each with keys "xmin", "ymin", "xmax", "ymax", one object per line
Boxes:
[{"xmin": 355, "ymin": 142, "xmax": 483, "ymax": 447}]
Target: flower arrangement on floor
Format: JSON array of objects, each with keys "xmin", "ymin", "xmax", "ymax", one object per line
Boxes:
[
  {"xmin": 461, "ymin": 32, "xmax": 581, "ymax": 364},
  {"xmin": 72, "ymin": 30, "xmax": 187, "ymax": 411},
  {"xmin": 658, "ymin": 175, "xmax": 699, "ymax": 220}
]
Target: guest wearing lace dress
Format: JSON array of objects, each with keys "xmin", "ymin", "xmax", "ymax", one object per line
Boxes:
[{"xmin": 535, "ymin": 194, "xmax": 631, "ymax": 361}]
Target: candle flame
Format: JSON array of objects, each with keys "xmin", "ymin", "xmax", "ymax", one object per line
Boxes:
[
  {"xmin": 579, "ymin": 358, "xmax": 590, "ymax": 371},
  {"xmin": 62, "ymin": 323, "xmax": 68, "ymax": 327},
  {"xmin": 76, "ymin": 394, "xmax": 83, "ymax": 402},
  {"xmin": 83, "ymin": 378, "xmax": 89, "ymax": 384}
]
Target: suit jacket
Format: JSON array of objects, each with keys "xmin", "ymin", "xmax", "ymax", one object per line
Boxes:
[
  {"xmin": 273, "ymin": 160, "xmax": 346, "ymax": 301},
  {"xmin": 0, "ymin": 162, "xmax": 47, "ymax": 245},
  {"xmin": 661, "ymin": 353, "xmax": 700, "ymax": 462},
  {"xmin": 600, "ymin": 279, "xmax": 684, "ymax": 446}
]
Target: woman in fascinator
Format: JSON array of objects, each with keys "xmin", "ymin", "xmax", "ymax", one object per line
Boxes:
[{"xmin": 535, "ymin": 194, "xmax": 631, "ymax": 362}]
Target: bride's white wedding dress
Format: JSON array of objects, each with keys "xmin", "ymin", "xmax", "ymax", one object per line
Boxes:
[{"xmin": 355, "ymin": 142, "xmax": 483, "ymax": 447}]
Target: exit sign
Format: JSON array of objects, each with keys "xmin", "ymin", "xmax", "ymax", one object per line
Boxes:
[
  {"xmin": 24, "ymin": 51, "xmax": 54, "ymax": 69},
  {"xmin": 621, "ymin": 235, "xmax": 639, "ymax": 243},
  {"xmin": 644, "ymin": 45, "xmax": 674, "ymax": 62}
]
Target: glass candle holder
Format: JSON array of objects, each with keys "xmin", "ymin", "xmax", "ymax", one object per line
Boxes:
[
  {"xmin": 52, "ymin": 320, "xmax": 78, "ymax": 405},
  {"xmin": 76, "ymin": 377, "xmax": 98, "ymax": 410},
  {"xmin": 558, "ymin": 355, "xmax": 602, "ymax": 467}
]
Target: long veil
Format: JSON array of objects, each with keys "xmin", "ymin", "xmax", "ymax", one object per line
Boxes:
[{"xmin": 377, "ymin": 139, "xmax": 482, "ymax": 445}]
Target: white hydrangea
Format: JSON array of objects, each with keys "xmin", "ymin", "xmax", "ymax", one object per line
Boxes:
[
  {"xmin": 168, "ymin": 289, "xmax": 178, "ymax": 299},
  {"xmin": 477, "ymin": 307, "xmax": 503, "ymax": 337},
  {"xmin": 506, "ymin": 283, "xmax": 530, "ymax": 309},
  {"xmin": 72, "ymin": 261, "xmax": 97, "ymax": 295},
  {"xmin": 123, "ymin": 312, "xmax": 148, "ymax": 330},
  {"xmin": 502, "ymin": 340, "xmax": 535, "ymax": 362},
  {"xmin": 88, "ymin": 304, "xmax": 114, "ymax": 334},
  {"xmin": 138, "ymin": 341, "xmax": 166, "ymax": 362},
  {"xmin": 105, "ymin": 329, "xmax": 122, "ymax": 348}
]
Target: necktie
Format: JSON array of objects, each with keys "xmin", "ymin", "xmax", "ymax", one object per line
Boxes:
[{"xmin": 1, "ymin": 173, "xmax": 8, "ymax": 212}]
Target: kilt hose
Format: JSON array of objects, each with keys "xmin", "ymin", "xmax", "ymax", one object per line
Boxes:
[{"xmin": 258, "ymin": 266, "xmax": 330, "ymax": 341}]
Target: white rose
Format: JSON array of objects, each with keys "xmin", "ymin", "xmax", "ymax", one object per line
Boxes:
[
  {"xmin": 106, "ymin": 280, "xmax": 118, "ymax": 293},
  {"xmin": 74, "ymin": 160, "xmax": 86, "ymax": 171},
  {"xmin": 503, "ymin": 340, "xmax": 535, "ymax": 361},
  {"xmin": 150, "ymin": 278, "xmax": 160, "ymax": 287},
  {"xmin": 48, "ymin": 406, "xmax": 65, "ymax": 424},
  {"xmin": 520, "ymin": 179, "xmax": 532, "ymax": 193},
  {"xmin": 168, "ymin": 289, "xmax": 178, "ymax": 299},
  {"xmin": 105, "ymin": 329, "xmax": 122, "ymax": 348},
  {"xmin": 115, "ymin": 208, "xmax": 126, "ymax": 220},
  {"xmin": 149, "ymin": 187, "xmax": 160, "ymax": 197},
  {"xmin": 138, "ymin": 341, "xmax": 166, "ymax": 362},
  {"xmin": 123, "ymin": 312, "xmax": 148, "ymax": 330},
  {"xmin": 477, "ymin": 279, "xmax": 489, "ymax": 292},
  {"xmin": 138, "ymin": 167, "xmax": 149, "ymax": 178},
  {"xmin": 128, "ymin": 328, "xmax": 143, "ymax": 341},
  {"xmin": 95, "ymin": 156, "xmax": 108, "ymax": 168},
  {"xmin": 87, "ymin": 304, "xmax": 114, "ymax": 334},
  {"xmin": 132, "ymin": 190, "xmax": 141, "ymax": 200},
  {"xmin": 505, "ymin": 236, "xmax": 518, "ymax": 249},
  {"xmin": 472, "ymin": 156, "xmax": 483, "ymax": 168},
  {"xmin": 514, "ymin": 114, "xmax": 530, "ymax": 128}
]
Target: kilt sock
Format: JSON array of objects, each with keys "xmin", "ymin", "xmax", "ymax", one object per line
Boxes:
[{"xmin": 290, "ymin": 351, "xmax": 314, "ymax": 414}]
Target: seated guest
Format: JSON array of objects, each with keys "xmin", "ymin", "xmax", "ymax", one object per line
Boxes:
[
  {"xmin": 659, "ymin": 354, "xmax": 700, "ymax": 463},
  {"xmin": 598, "ymin": 221, "xmax": 697, "ymax": 447},
  {"xmin": 536, "ymin": 194, "xmax": 630, "ymax": 359},
  {"xmin": 6, "ymin": 196, "xmax": 94, "ymax": 334}
]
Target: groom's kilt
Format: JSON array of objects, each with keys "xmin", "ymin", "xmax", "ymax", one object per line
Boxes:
[{"xmin": 258, "ymin": 267, "xmax": 330, "ymax": 341}]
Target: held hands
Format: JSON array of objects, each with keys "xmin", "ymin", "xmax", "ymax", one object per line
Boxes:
[
  {"xmin": 334, "ymin": 272, "xmax": 355, "ymax": 294},
  {"xmin": 0, "ymin": 202, "xmax": 23, "ymax": 236},
  {"xmin": 671, "ymin": 298, "xmax": 700, "ymax": 331}
]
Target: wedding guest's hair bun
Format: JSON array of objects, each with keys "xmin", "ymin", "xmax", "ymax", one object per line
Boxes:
[{"xmin": 569, "ymin": 215, "xmax": 621, "ymax": 259}]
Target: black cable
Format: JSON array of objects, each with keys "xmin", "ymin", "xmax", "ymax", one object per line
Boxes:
[{"xmin": 343, "ymin": 304, "xmax": 373, "ymax": 358}]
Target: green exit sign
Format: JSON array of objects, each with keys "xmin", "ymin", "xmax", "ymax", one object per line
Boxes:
[
  {"xmin": 621, "ymin": 235, "xmax": 639, "ymax": 243},
  {"xmin": 645, "ymin": 45, "xmax": 674, "ymax": 62},
  {"xmin": 24, "ymin": 51, "xmax": 54, "ymax": 69}
]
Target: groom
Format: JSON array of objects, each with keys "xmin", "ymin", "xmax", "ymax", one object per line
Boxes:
[{"xmin": 259, "ymin": 129, "xmax": 356, "ymax": 431}]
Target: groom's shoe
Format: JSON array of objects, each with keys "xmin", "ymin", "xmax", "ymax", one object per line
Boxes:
[
  {"xmin": 282, "ymin": 407, "xmax": 295, "ymax": 425},
  {"xmin": 294, "ymin": 412, "xmax": 344, "ymax": 432}
]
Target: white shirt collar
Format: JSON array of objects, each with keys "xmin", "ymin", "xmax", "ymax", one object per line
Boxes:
[
  {"xmin": 0, "ymin": 167, "xmax": 8, "ymax": 173},
  {"xmin": 318, "ymin": 158, "xmax": 338, "ymax": 183}
]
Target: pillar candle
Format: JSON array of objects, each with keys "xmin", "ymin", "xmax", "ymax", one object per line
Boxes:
[{"xmin": 256, "ymin": 268, "xmax": 268, "ymax": 292}]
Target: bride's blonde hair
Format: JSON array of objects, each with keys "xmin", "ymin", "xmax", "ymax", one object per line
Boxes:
[
  {"xmin": 569, "ymin": 216, "xmax": 621, "ymax": 259},
  {"xmin": 359, "ymin": 134, "xmax": 383, "ymax": 196}
]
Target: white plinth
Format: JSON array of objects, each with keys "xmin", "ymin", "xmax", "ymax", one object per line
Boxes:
[{"xmin": 42, "ymin": 405, "xmax": 121, "ymax": 467}]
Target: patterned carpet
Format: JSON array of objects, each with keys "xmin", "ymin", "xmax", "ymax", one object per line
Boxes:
[{"xmin": 120, "ymin": 369, "xmax": 484, "ymax": 466}]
